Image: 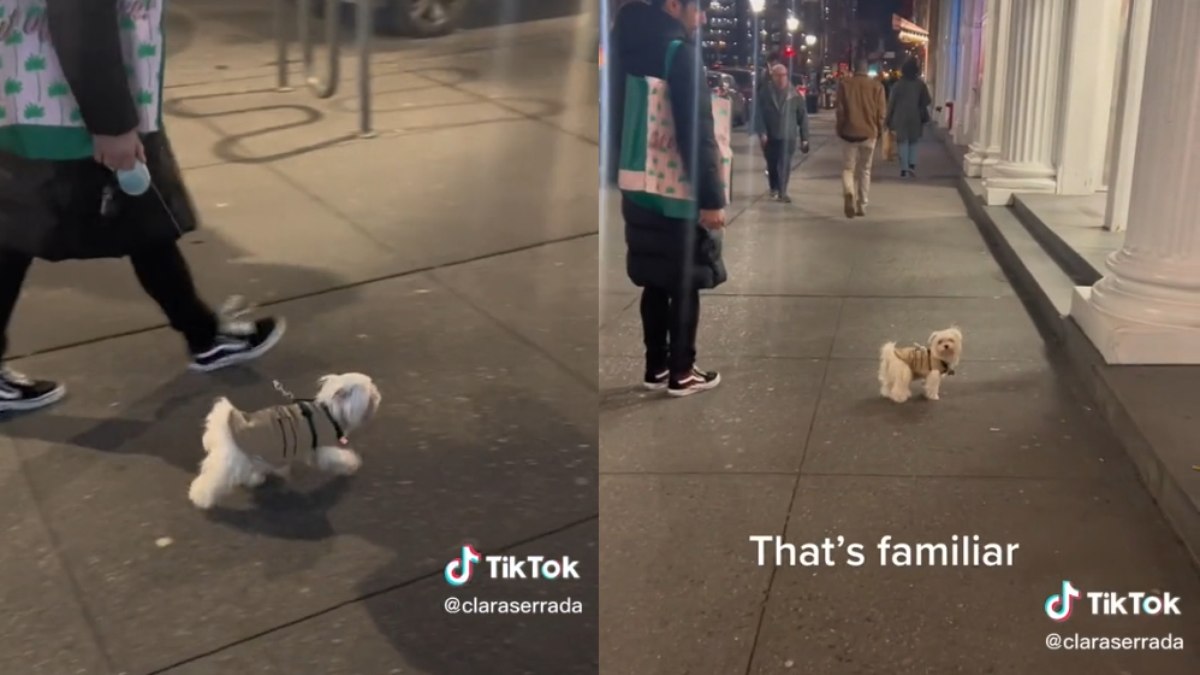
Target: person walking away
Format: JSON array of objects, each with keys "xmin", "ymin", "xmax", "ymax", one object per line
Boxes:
[
  {"xmin": 755, "ymin": 64, "xmax": 810, "ymax": 203},
  {"xmin": 887, "ymin": 58, "xmax": 932, "ymax": 178},
  {"xmin": 834, "ymin": 59, "xmax": 886, "ymax": 218},
  {"xmin": 0, "ymin": 0, "xmax": 285, "ymax": 413},
  {"xmin": 609, "ymin": 0, "xmax": 728, "ymax": 397}
]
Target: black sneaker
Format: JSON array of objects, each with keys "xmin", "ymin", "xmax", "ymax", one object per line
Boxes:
[
  {"xmin": 0, "ymin": 367, "xmax": 66, "ymax": 413},
  {"xmin": 668, "ymin": 367, "xmax": 721, "ymax": 397},
  {"xmin": 189, "ymin": 297, "xmax": 286, "ymax": 373},
  {"xmin": 780, "ymin": 194, "xmax": 793, "ymax": 204},
  {"xmin": 769, "ymin": 191, "xmax": 780, "ymax": 201},
  {"xmin": 643, "ymin": 368, "xmax": 669, "ymax": 391}
]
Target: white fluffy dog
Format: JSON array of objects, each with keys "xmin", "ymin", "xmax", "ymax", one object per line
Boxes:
[
  {"xmin": 188, "ymin": 373, "xmax": 381, "ymax": 509},
  {"xmin": 878, "ymin": 327, "xmax": 963, "ymax": 403}
]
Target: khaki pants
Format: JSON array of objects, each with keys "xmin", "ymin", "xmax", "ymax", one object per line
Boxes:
[{"xmin": 841, "ymin": 137, "xmax": 877, "ymax": 207}]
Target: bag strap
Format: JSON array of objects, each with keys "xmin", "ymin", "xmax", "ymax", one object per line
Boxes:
[{"xmin": 664, "ymin": 39, "xmax": 684, "ymax": 79}]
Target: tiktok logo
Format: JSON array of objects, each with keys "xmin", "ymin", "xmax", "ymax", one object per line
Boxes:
[
  {"xmin": 1045, "ymin": 580, "xmax": 1082, "ymax": 622},
  {"xmin": 444, "ymin": 545, "xmax": 482, "ymax": 587}
]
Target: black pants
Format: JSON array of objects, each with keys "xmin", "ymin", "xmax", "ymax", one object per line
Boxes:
[
  {"xmin": 763, "ymin": 139, "xmax": 796, "ymax": 195},
  {"xmin": 0, "ymin": 242, "xmax": 218, "ymax": 360},
  {"xmin": 640, "ymin": 285, "xmax": 700, "ymax": 376}
]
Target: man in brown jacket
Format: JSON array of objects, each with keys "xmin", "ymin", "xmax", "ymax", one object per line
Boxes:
[{"xmin": 835, "ymin": 59, "xmax": 887, "ymax": 218}]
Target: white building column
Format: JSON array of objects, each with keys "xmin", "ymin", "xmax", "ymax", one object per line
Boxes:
[
  {"xmin": 1104, "ymin": 0, "xmax": 1153, "ymax": 232},
  {"xmin": 961, "ymin": 0, "xmax": 988, "ymax": 147},
  {"xmin": 1070, "ymin": 0, "xmax": 1200, "ymax": 364},
  {"xmin": 1054, "ymin": 0, "xmax": 1125, "ymax": 196},
  {"xmin": 965, "ymin": 0, "xmax": 1013, "ymax": 177},
  {"xmin": 934, "ymin": 0, "xmax": 960, "ymax": 123},
  {"xmin": 951, "ymin": 0, "xmax": 981, "ymax": 144},
  {"xmin": 982, "ymin": 0, "xmax": 1068, "ymax": 206}
]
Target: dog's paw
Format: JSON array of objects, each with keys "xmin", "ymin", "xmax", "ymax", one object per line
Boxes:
[
  {"xmin": 244, "ymin": 472, "xmax": 267, "ymax": 488},
  {"xmin": 188, "ymin": 482, "xmax": 216, "ymax": 510}
]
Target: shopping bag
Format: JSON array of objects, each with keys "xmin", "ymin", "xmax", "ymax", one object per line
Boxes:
[
  {"xmin": 882, "ymin": 130, "xmax": 898, "ymax": 161},
  {"xmin": 618, "ymin": 40, "xmax": 733, "ymax": 218}
]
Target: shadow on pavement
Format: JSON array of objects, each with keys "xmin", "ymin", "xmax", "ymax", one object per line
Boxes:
[{"xmin": 161, "ymin": 64, "xmax": 567, "ymax": 163}]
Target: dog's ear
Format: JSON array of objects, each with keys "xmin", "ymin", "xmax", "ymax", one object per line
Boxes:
[{"xmin": 928, "ymin": 331, "xmax": 939, "ymax": 346}]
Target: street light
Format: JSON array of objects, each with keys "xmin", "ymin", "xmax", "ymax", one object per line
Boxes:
[
  {"xmin": 805, "ymin": 34, "xmax": 817, "ymax": 47},
  {"xmin": 786, "ymin": 15, "xmax": 799, "ymax": 33},
  {"xmin": 749, "ymin": 0, "xmax": 765, "ymax": 13}
]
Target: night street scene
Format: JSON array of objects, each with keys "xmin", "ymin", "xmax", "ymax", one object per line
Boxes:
[
  {"xmin": 601, "ymin": 0, "xmax": 1200, "ymax": 673},
  {"xmin": 1, "ymin": 0, "xmax": 1198, "ymax": 673},
  {"xmin": 0, "ymin": 0, "xmax": 597, "ymax": 673}
]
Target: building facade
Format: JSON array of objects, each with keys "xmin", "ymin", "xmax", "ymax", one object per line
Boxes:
[{"xmin": 928, "ymin": 0, "xmax": 1200, "ymax": 364}]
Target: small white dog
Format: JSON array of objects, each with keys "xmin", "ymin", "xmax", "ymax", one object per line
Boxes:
[
  {"xmin": 188, "ymin": 373, "xmax": 381, "ymax": 509},
  {"xmin": 878, "ymin": 327, "xmax": 963, "ymax": 403}
]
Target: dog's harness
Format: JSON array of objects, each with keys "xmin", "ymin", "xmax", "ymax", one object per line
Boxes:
[
  {"xmin": 272, "ymin": 381, "xmax": 350, "ymax": 458},
  {"xmin": 901, "ymin": 344, "xmax": 956, "ymax": 376}
]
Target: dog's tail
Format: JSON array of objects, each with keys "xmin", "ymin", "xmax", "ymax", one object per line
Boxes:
[
  {"xmin": 190, "ymin": 397, "xmax": 238, "ymax": 509},
  {"xmin": 878, "ymin": 341, "xmax": 907, "ymax": 386},
  {"xmin": 200, "ymin": 397, "xmax": 236, "ymax": 457}
]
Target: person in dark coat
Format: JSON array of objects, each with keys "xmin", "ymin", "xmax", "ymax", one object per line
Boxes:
[
  {"xmin": 886, "ymin": 58, "xmax": 933, "ymax": 178},
  {"xmin": 755, "ymin": 63, "xmax": 811, "ymax": 203},
  {"xmin": 608, "ymin": 0, "xmax": 726, "ymax": 397},
  {"xmin": 0, "ymin": 0, "xmax": 286, "ymax": 413}
]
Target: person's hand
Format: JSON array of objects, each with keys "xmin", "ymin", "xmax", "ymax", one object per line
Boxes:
[
  {"xmin": 93, "ymin": 129, "xmax": 145, "ymax": 171},
  {"xmin": 699, "ymin": 208, "xmax": 726, "ymax": 230},
  {"xmin": 759, "ymin": 135, "xmax": 768, "ymax": 148},
  {"xmin": 801, "ymin": 141, "xmax": 810, "ymax": 154}
]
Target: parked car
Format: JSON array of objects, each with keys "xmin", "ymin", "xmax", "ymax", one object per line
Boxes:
[
  {"xmin": 707, "ymin": 71, "xmax": 747, "ymax": 127},
  {"xmin": 721, "ymin": 67, "xmax": 757, "ymax": 110}
]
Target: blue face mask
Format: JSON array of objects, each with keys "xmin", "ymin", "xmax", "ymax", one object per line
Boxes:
[{"xmin": 115, "ymin": 161, "xmax": 151, "ymax": 196}]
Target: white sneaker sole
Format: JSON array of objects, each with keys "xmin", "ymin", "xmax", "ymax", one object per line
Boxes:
[
  {"xmin": 188, "ymin": 318, "xmax": 287, "ymax": 373},
  {"xmin": 668, "ymin": 372, "xmax": 722, "ymax": 397},
  {"xmin": 0, "ymin": 385, "xmax": 66, "ymax": 413}
]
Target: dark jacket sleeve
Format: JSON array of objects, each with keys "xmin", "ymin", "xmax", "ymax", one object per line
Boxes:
[
  {"xmin": 46, "ymin": 0, "xmax": 140, "ymax": 136},
  {"xmin": 666, "ymin": 42, "xmax": 725, "ymax": 211},
  {"xmin": 796, "ymin": 97, "xmax": 809, "ymax": 143}
]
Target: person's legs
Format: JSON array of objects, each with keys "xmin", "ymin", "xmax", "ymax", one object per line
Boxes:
[
  {"xmin": 856, "ymin": 137, "xmax": 878, "ymax": 214},
  {"xmin": 0, "ymin": 248, "xmax": 66, "ymax": 412},
  {"xmin": 667, "ymin": 285, "xmax": 718, "ymax": 396},
  {"xmin": 639, "ymin": 286, "xmax": 670, "ymax": 388},
  {"xmin": 129, "ymin": 242, "xmax": 219, "ymax": 353},
  {"xmin": 0, "ymin": 248, "xmax": 32, "ymax": 361},
  {"xmin": 129, "ymin": 241, "xmax": 285, "ymax": 372},
  {"xmin": 842, "ymin": 140, "xmax": 858, "ymax": 217},
  {"xmin": 763, "ymin": 140, "xmax": 781, "ymax": 195},
  {"xmin": 908, "ymin": 138, "xmax": 920, "ymax": 174},
  {"xmin": 777, "ymin": 141, "xmax": 796, "ymax": 200},
  {"xmin": 666, "ymin": 286, "xmax": 700, "ymax": 375},
  {"xmin": 898, "ymin": 140, "xmax": 913, "ymax": 175}
]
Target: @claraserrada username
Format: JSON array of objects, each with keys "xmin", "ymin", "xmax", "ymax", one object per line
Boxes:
[
  {"xmin": 454, "ymin": 598, "xmax": 584, "ymax": 614},
  {"xmin": 751, "ymin": 535, "xmax": 1020, "ymax": 567}
]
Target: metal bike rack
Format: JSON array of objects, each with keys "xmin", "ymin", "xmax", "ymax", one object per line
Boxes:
[{"xmin": 275, "ymin": 0, "xmax": 375, "ymax": 137}]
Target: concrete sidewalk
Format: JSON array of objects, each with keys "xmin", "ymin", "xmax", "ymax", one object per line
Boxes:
[
  {"xmin": 1, "ymin": 5, "xmax": 597, "ymax": 674},
  {"xmin": 600, "ymin": 117, "xmax": 1200, "ymax": 674}
]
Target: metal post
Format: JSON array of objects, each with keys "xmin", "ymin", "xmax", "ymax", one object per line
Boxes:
[
  {"xmin": 356, "ymin": 0, "xmax": 374, "ymax": 137},
  {"xmin": 300, "ymin": 0, "xmax": 341, "ymax": 99},
  {"xmin": 275, "ymin": 0, "xmax": 291, "ymax": 90}
]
